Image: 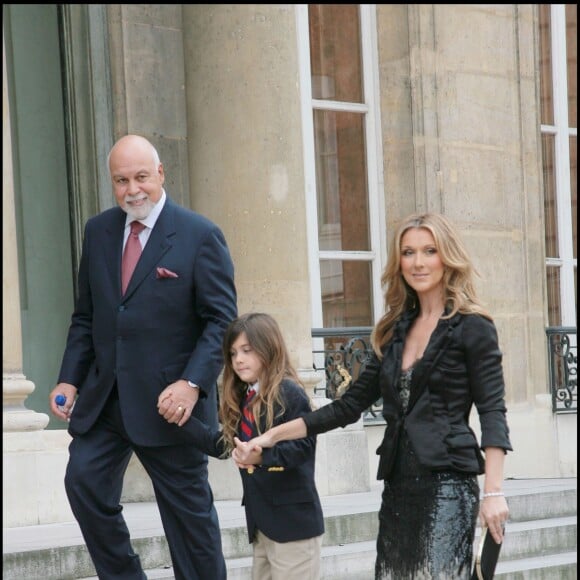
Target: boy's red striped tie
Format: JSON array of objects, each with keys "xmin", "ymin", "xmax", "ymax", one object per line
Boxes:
[{"xmin": 240, "ymin": 388, "xmax": 257, "ymax": 441}]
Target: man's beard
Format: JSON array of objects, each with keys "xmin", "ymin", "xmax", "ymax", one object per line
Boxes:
[{"xmin": 122, "ymin": 195, "xmax": 155, "ymax": 220}]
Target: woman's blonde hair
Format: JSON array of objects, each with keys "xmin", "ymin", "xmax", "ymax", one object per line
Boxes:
[
  {"xmin": 218, "ymin": 312, "xmax": 304, "ymax": 454},
  {"xmin": 371, "ymin": 213, "xmax": 491, "ymax": 356}
]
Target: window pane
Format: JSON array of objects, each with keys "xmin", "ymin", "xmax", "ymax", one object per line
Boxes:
[
  {"xmin": 571, "ymin": 136, "xmax": 577, "ymax": 259},
  {"xmin": 542, "ymin": 133, "xmax": 559, "ymax": 258},
  {"xmin": 321, "ymin": 259, "xmax": 373, "ymax": 327},
  {"xmin": 309, "ymin": 4, "xmax": 363, "ymax": 103},
  {"xmin": 546, "ymin": 266, "xmax": 562, "ymax": 326},
  {"xmin": 539, "ymin": 5, "xmax": 554, "ymax": 125},
  {"xmin": 314, "ymin": 109, "xmax": 370, "ymax": 251},
  {"xmin": 566, "ymin": 4, "xmax": 577, "ymax": 127}
]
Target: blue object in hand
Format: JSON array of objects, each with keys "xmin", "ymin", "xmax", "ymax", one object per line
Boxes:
[{"xmin": 55, "ymin": 394, "xmax": 66, "ymax": 408}]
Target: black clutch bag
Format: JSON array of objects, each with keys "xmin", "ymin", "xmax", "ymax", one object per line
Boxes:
[{"xmin": 471, "ymin": 526, "xmax": 504, "ymax": 580}]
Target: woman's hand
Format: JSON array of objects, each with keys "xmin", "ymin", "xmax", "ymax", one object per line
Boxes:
[
  {"xmin": 479, "ymin": 495, "xmax": 509, "ymax": 544},
  {"xmin": 480, "ymin": 447, "xmax": 509, "ymax": 543}
]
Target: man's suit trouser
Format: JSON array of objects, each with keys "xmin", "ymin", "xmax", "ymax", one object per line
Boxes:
[{"xmin": 65, "ymin": 395, "xmax": 226, "ymax": 580}]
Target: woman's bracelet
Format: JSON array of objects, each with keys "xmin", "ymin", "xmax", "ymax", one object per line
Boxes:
[{"xmin": 482, "ymin": 491, "xmax": 505, "ymax": 498}]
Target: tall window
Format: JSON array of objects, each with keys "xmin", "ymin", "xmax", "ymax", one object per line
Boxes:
[
  {"xmin": 297, "ymin": 5, "xmax": 384, "ymax": 333},
  {"xmin": 539, "ymin": 4, "xmax": 577, "ymax": 327}
]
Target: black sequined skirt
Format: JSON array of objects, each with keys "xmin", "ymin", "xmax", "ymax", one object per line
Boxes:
[{"xmin": 375, "ymin": 429, "xmax": 480, "ymax": 580}]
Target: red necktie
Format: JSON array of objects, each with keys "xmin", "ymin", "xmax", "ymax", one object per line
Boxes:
[
  {"xmin": 240, "ymin": 388, "xmax": 257, "ymax": 441},
  {"xmin": 121, "ymin": 221, "xmax": 146, "ymax": 295}
]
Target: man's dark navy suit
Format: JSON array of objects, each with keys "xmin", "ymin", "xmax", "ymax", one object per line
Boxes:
[{"xmin": 58, "ymin": 196, "xmax": 237, "ymax": 579}]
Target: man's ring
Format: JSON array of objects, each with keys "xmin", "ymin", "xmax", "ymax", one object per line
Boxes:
[{"xmin": 177, "ymin": 406, "xmax": 183, "ymax": 412}]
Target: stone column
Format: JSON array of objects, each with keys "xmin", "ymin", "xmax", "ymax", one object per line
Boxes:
[
  {"xmin": 3, "ymin": 34, "xmax": 73, "ymax": 527},
  {"xmin": 3, "ymin": 34, "xmax": 49, "ymax": 435}
]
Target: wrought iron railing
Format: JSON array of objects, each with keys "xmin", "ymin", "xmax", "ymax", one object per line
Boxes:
[
  {"xmin": 311, "ymin": 327, "xmax": 383, "ymax": 422},
  {"xmin": 546, "ymin": 327, "xmax": 577, "ymax": 413},
  {"xmin": 312, "ymin": 326, "xmax": 579, "ymax": 418}
]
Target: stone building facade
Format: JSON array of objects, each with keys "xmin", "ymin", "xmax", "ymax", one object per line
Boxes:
[{"xmin": 3, "ymin": 4, "xmax": 576, "ymax": 528}]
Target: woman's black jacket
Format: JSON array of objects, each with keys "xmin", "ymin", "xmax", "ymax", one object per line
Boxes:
[{"xmin": 304, "ymin": 310, "xmax": 512, "ymax": 480}]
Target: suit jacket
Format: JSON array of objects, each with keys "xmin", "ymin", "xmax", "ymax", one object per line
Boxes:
[
  {"xmin": 58, "ymin": 196, "xmax": 237, "ymax": 446},
  {"xmin": 183, "ymin": 379, "xmax": 325, "ymax": 543},
  {"xmin": 304, "ymin": 310, "xmax": 512, "ymax": 480}
]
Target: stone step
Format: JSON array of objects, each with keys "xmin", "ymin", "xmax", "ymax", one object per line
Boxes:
[
  {"xmin": 135, "ymin": 516, "xmax": 579, "ymax": 580},
  {"xmin": 493, "ymin": 515, "xmax": 577, "ymax": 561},
  {"xmin": 505, "ymin": 486, "xmax": 578, "ymax": 522},
  {"xmin": 3, "ymin": 478, "xmax": 576, "ymax": 580},
  {"xmin": 221, "ymin": 484, "xmax": 578, "ymax": 560},
  {"xmin": 496, "ymin": 551, "xmax": 577, "ymax": 579},
  {"xmin": 123, "ymin": 546, "xmax": 579, "ymax": 580},
  {"xmin": 218, "ymin": 513, "xmax": 578, "ymax": 563}
]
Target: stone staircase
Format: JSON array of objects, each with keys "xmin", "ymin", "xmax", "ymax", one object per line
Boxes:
[{"xmin": 2, "ymin": 478, "xmax": 576, "ymax": 579}]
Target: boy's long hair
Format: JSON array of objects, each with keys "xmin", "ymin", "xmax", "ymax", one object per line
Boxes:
[
  {"xmin": 218, "ymin": 312, "xmax": 304, "ymax": 454},
  {"xmin": 371, "ymin": 213, "xmax": 491, "ymax": 357}
]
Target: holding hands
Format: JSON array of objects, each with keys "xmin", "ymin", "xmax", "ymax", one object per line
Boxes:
[
  {"xmin": 232, "ymin": 436, "xmax": 266, "ymax": 469},
  {"xmin": 157, "ymin": 379, "xmax": 199, "ymax": 427},
  {"xmin": 233, "ymin": 417, "xmax": 308, "ymax": 469}
]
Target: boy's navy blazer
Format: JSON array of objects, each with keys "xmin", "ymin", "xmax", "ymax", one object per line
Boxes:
[
  {"xmin": 57, "ymin": 196, "xmax": 238, "ymax": 446},
  {"xmin": 303, "ymin": 311, "xmax": 512, "ymax": 481},
  {"xmin": 184, "ymin": 379, "xmax": 325, "ymax": 543}
]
